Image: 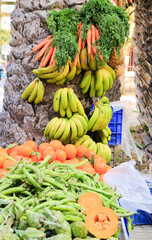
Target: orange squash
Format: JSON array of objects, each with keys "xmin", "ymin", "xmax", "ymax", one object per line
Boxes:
[
  {"xmin": 78, "ymin": 192, "xmax": 102, "ymax": 215},
  {"xmin": 85, "ymin": 206, "xmax": 119, "ymax": 239}
]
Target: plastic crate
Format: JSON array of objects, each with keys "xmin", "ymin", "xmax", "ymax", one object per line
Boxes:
[{"xmin": 108, "ymin": 107, "xmax": 123, "ymax": 145}]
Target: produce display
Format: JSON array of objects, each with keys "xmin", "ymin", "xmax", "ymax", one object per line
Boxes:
[
  {"xmin": 0, "ymin": 1, "xmax": 132, "ymax": 238},
  {"xmin": 0, "ymin": 151, "xmax": 135, "ymax": 239}
]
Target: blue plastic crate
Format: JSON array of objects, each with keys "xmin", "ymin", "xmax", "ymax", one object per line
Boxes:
[{"xmin": 108, "ymin": 106, "xmax": 123, "ymax": 146}]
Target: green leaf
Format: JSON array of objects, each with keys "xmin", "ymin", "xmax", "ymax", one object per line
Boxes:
[{"xmin": 5, "ymin": 144, "xmax": 17, "ymax": 149}]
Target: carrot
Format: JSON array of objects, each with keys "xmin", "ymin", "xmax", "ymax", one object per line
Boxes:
[
  {"xmin": 74, "ymin": 52, "xmax": 79, "ymax": 67},
  {"xmin": 41, "ymin": 47, "xmax": 54, "ymax": 68},
  {"xmin": 49, "ymin": 47, "xmax": 56, "ymax": 67},
  {"xmin": 129, "ymin": 0, "xmax": 132, "ymax": 3},
  {"xmin": 34, "ymin": 40, "xmax": 52, "ymax": 63},
  {"xmin": 38, "ymin": 54, "xmax": 46, "ymax": 69},
  {"xmin": 32, "ymin": 36, "xmax": 52, "ymax": 52},
  {"xmin": 91, "ymin": 25, "xmax": 97, "ymax": 54},
  {"xmin": 78, "ymin": 32, "xmax": 82, "ymax": 51},
  {"xmin": 82, "ymin": 39, "xmax": 86, "ymax": 48},
  {"xmin": 87, "ymin": 28, "xmax": 93, "ymax": 59},
  {"xmin": 119, "ymin": 0, "xmax": 123, "ymax": 7}
]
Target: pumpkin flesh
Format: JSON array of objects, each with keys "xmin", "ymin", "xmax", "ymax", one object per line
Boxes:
[{"xmin": 85, "ymin": 207, "xmax": 119, "ymax": 239}]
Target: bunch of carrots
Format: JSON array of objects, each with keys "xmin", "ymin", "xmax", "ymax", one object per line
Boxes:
[
  {"xmin": 32, "ymin": 23, "xmax": 103, "ymax": 69},
  {"xmin": 0, "ymin": 140, "xmax": 112, "ymax": 180},
  {"xmin": 113, "ymin": 0, "xmax": 132, "ymax": 8}
]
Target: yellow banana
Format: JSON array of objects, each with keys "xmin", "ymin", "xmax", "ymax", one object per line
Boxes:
[
  {"xmin": 89, "ymin": 72, "xmax": 96, "ymax": 97},
  {"xmin": 80, "ymin": 47, "xmax": 89, "ymax": 70},
  {"xmin": 53, "ymin": 88, "xmax": 62, "ymax": 113},
  {"xmin": 69, "ymin": 119, "xmax": 78, "ymax": 143},
  {"xmin": 21, "ymin": 79, "xmax": 37, "ymax": 100},
  {"xmin": 48, "ymin": 118, "xmax": 62, "ymax": 140},
  {"xmin": 76, "ymin": 55, "xmax": 81, "ymax": 69},
  {"xmin": 76, "ymin": 68, "xmax": 82, "ymax": 75},
  {"xmin": 105, "ymin": 126, "xmax": 112, "ymax": 136},
  {"xmin": 82, "ymin": 138, "xmax": 94, "ymax": 148},
  {"xmin": 59, "ymin": 103, "xmax": 66, "ymax": 117},
  {"xmin": 102, "ymin": 144, "xmax": 111, "ymax": 164},
  {"xmin": 88, "ymin": 140, "xmax": 97, "ymax": 152},
  {"xmin": 53, "ymin": 64, "xmax": 69, "ymax": 81},
  {"xmin": 38, "ymin": 70, "xmax": 59, "ymax": 79},
  {"xmin": 88, "ymin": 51, "xmax": 96, "ymax": 71},
  {"xmin": 96, "ymin": 142, "xmax": 104, "ymax": 156},
  {"xmin": 56, "ymin": 78, "xmax": 67, "ymax": 85},
  {"xmin": 95, "ymin": 69, "xmax": 103, "ymax": 91},
  {"xmin": 91, "ymin": 106, "xmax": 105, "ymax": 132},
  {"xmin": 73, "ymin": 113, "xmax": 88, "ymax": 135},
  {"xmin": 34, "ymin": 80, "xmax": 45, "ymax": 104},
  {"xmin": 60, "ymin": 88, "xmax": 68, "ymax": 110},
  {"xmin": 70, "ymin": 117, "xmax": 84, "ymax": 138},
  {"xmin": 32, "ymin": 66, "xmax": 56, "ymax": 75},
  {"xmin": 75, "ymin": 97, "xmax": 85, "ymax": 115},
  {"xmin": 44, "ymin": 117, "xmax": 58, "ymax": 137},
  {"xmin": 68, "ymin": 88, "xmax": 78, "ymax": 113},
  {"xmin": 75, "ymin": 135, "xmax": 91, "ymax": 147},
  {"xmin": 102, "ymin": 65, "xmax": 116, "ymax": 81},
  {"xmin": 80, "ymin": 70, "xmax": 92, "ymax": 89},
  {"xmin": 66, "ymin": 104, "xmax": 73, "ymax": 118},
  {"xmin": 88, "ymin": 106, "xmax": 100, "ymax": 131},
  {"xmin": 96, "ymin": 85, "xmax": 103, "ymax": 98},
  {"xmin": 28, "ymin": 79, "xmax": 39, "ymax": 103},
  {"xmin": 54, "ymin": 118, "xmax": 67, "ymax": 139},
  {"xmin": 66, "ymin": 63, "xmax": 77, "ymax": 81},
  {"xmin": 59, "ymin": 119, "xmax": 71, "ymax": 144},
  {"xmin": 99, "ymin": 69, "xmax": 110, "ymax": 92}
]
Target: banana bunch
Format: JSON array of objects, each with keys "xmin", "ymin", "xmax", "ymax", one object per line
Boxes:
[
  {"xmin": 53, "ymin": 87, "xmax": 85, "ymax": 118},
  {"xmin": 32, "ymin": 60, "xmax": 77, "ymax": 85},
  {"xmin": 88, "ymin": 98, "xmax": 113, "ymax": 132},
  {"xmin": 21, "ymin": 78, "xmax": 45, "ymax": 104},
  {"xmin": 44, "ymin": 113, "xmax": 88, "ymax": 144},
  {"xmin": 75, "ymin": 135, "xmax": 111, "ymax": 164},
  {"xmin": 80, "ymin": 64, "xmax": 116, "ymax": 97},
  {"xmin": 93, "ymin": 126, "xmax": 112, "ymax": 145}
]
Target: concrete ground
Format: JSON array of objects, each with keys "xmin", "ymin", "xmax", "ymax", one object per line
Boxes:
[{"xmin": 0, "ymin": 76, "xmax": 152, "ymax": 239}]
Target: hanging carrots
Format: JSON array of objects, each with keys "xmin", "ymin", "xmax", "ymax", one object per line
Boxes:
[{"xmin": 32, "ymin": 36, "xmax": 52, "ymax": 53}]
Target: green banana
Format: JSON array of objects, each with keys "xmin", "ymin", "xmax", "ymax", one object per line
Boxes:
[
  {"xmin": 68, "ymin": 88, "xmax": 78, "ymax": 113},
  {"xmin": 21, "ymin": 79, "xmax": 37, "ymax": 100},
  {"xmin": 80, "ymin": 47, "xmax": 89, "ymax": 70},
  {"xmin": 60, "ymin": 88, "xmax": 68, "ymax": 109},
  {"xmin": 105, "ymin": 69, "xmax": 113, "ymax": 90},
  {"xmin": 89, "ymin": 72, "xmax": 96, "ymax": 97},
  {"xmin": 69, "ymin": 118, "xmax": 78, "ymax": 143},
  {"xmin": 105, "ymin": 126, "xmax": 111, "ymax": 136},
  {"xmin": 96, "ymin": 59, "xmax": 105, "ymax": 70},
  {"xmin": 54, "ymin": 119, "xmax": 67, "ymax": 139},
  {"xmin": 28, "ymin": 79, "xmax": 39, "ymax": 103},
  {"xmin": 81, "ymin": 76, "xmax": 91, "ymax": 95},
  {"xmin": 102, "ymin": 144, "xmax": 111, "ymax": 164},
  {"xmin": 101, "ymin": 136, "xmax": 108, "ymax": 145},
  {"xmin": 102, "ymin": 128, "xmax": 109, "ymax": 138},
  {"xmin": 53, "ymin": 64, "xmax": 69, "ymax": 81},
  {"xmin": 59, "ymin": 119, "xmax": 71, "ymax": 144},
  {"xmin": 44, "ymin": 117, "xmax": 58, "ymax": 137},
  {"xmin": 91, "ymin": 106, "xmax": 105, "ymax": 132},
  {"xmin": 34, "ymin": 80, "xmax": 45, "ymax": 104},
  {"xmin": 88, "ymin": 51, "xmax": 96, "ymax": 71},
  {"xmin": 98, "ymin": 96, "xmax": 110, "ymax": 105},
  {"xmin": 80, "ymin": 70, "xmax": 92, "ymax": 89},
  {"xmin": 99, "ymin": 69, "xmax": 110, "ymax": 92},
  {"xmin": 108, "ymin": 136, "xmax": 111, "ymax": 141},
  {"xmin": 74, "ymin": 135, "xmax": 91, "ymax": 147},
  {"xmin": 48, "ymin": 118, "xmax": 62, "ymax": 140},
  {"xmin": 97, "ymin": 106, "xmax": 108, "ymax": 130},
  {"xmin": 53, "ymin": 88, "xmax": 62, "ymax": 113},
  {"xmin": 56, "ymin": 78, "xmax": 67, "ymax": 85},
  {"xmin": 88, "ymin": 106, "xmax": 100, "ymax": 131},
  {"xmin": 73, "ymin": 113, "xmax": 88, "ymax": 135},
  {"xmin": 96, "ymin": 85, "xmax": 104, "ymax": 98},
  {"xmin": 70, "ymin": 117, "xmax": 84, "ymax": 138},
  {"xmin": 95, "ymin": 69, "xmax": 103, "ymax": 91}
]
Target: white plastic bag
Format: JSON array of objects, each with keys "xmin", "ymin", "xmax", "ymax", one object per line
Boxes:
[
  {"xmin": 103, "ymin": 160, "xmax": 152, "ymax": 213},
  {"xmin": 111, "ymin": 101, "xmax": 143, "ymax": 163}
]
